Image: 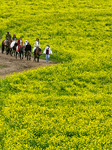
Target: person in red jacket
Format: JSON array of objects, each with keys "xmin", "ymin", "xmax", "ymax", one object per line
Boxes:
[{"xmin": 18, "ymin": 37, "xmax": 23, "ymax": 52}]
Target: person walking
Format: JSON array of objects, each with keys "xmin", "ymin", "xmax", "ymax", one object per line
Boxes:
[{"xmin": 43, "ymin": 45, "xmax": 53, "ymax": 62}]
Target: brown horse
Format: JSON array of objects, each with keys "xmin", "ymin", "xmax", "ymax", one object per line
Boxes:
[
  {"xmin": 2, "ymin": 40, "xmax": 12, "ymax": 55},
  {"xmin": 34, "ymin": 47, "xmax": 42, "ymax": 62}
]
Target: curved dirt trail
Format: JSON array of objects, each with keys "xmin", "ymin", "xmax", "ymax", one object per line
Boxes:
[{"xmin": 0, "ymin": 50, "xmax": 57, "ymax": 79}]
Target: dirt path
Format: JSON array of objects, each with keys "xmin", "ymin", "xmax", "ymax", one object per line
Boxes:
[{"xmin": 0, "ymin": 50, "xmax": 57, "ymax": 79}]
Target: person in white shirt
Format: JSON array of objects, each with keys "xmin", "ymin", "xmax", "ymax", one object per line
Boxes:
[
  {"xmin": 24, "ymin": 40, "xmax": 28, "ymax": 47},
  {"xmin": 43, "ymin": 45, "xmax": 52, "ymax": 62},
  {"xmin": 33, "ymin": 38, "xmax": 40, "ymax": 53}
]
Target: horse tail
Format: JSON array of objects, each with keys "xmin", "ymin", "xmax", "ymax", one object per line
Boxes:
[{"xmin": 2, "ymin": 41, "xmax": 4, "ymax": 53}]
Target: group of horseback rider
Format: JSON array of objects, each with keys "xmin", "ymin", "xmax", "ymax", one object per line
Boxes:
[
  {"xmin": 6, "ymin": 31, "xmax": 31, "ymax": 53},
  {"xmin": 5, "ymin": 31, "xmax": 53, "ymax": 62}
]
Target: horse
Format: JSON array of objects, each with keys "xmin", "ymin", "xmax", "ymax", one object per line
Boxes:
[
  {"xmin": 34, "ymin": 47, "xmax": 42, "ymax": 62},
  {"xmin": 2, "ymin": 40, "xmax": 12, "ymax": 55},
  {"xmin": 10, "ymin": 41, "xmax": 18, "ymax": 56},
  {"xmin": 25, "ymin": 44, "xmax": 32, "ymax": 61},
  {"xmin": 16, "ymin": 45, "xmax": 25, "ymax": 59},
  {"xmin": 26, "ymin": 50, "xmax": 31, "ymax": 61}
]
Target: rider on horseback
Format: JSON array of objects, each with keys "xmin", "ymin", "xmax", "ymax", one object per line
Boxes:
[
  {"xmin": 33, "ymin": 38, "xmax": 41, "ymax": 54},
  {"xmin": 12, "ymin": 34, "xmax": 17, "ymax": 41},
  {"xmin": 2, "ymin": 32, "xmax": 11, "ymax": 53},
  {"xmin": 17, "ymin": 37, "xmax": 23, "ymax": 52},
  {"xmin": 10, "ymin": 34, "xmax": 17, "ymax": 48},
  {"xmin": 25, "ymin": 42, "xmax": 32, "ymax": 58},
  {"xmin": 25, "ymin": 42, "xmax": 31, "ymax": 52},
  {"xmin": 24, "ymin": 40, "xmax": 28, "ymax": 47},
  {"xmin": 5, "ymin": 31, "xmax": 11, "ymax": 45},
  {"xmin": 6, "ymin": 31, "xmax": 11, "ymax": 41}
]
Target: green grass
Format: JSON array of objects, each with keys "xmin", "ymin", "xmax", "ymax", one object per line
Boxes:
[{"xmin": 0, "ymin": 0, "xmax": 112, "ymax": 149}]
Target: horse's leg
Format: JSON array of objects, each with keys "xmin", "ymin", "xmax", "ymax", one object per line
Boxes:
[
  {"xmin": 20, "ymin": 52, "xmax": 23, "ymax": 59},
  {"xmin": 8, "ymin": 48, "xmax": 10, "ymax": 55},
  {"xmin": 10, "ymin": 48, "xmax": 12, "ymax": 56},
  {"xmin": 27, "ymin": 52, "xmax": 28, "ymax": 61},
  {"xmin": 2, "ymin": 43, "xmax": 4, "ymax": 53},
  {"xmin": 13, "ymin": 49, "xmax": 15, "ymax": 56},
  {"xmin": 34, "ymin": 55, "xmax": 35, "ymax": 62},
  {"xmin": 37, "ymin": 56, "xmax": 39, "ymax": 62},
  {"xmin": 6, "ymin": 47, "xmax": 7, "ymax": 55},
  {"xmin": 6, "ymin": 47, "xmax": 8, "ymax": 55},
  {"xmin": 13, "ymin": 48, "xmax": 16, "ymax": 56},
  {"xmin": 25, "ymin": 51, "xmax": 26, "ymax": 58},
  {"xmin": 29, "ymin": 52, "xmax": 31, "ymax": 60},
  {"xmin": 19, "ymin": 52, "xmax": 21, "ymax": 59},
  {"xmin": 22, "ymin": 52, "xmax": 24, "ymax": 59},
  {"xmin": 11, "ymin": 49, "xmax": 13, "ymax": 56},
  {"xmin": 8, "ymin": 47, "xmax": 10, "ymax": 55},
  {"xmin": 22, "ymin": 52, "xmax": 23, "ymax": 59},
  {"xmin": 9, "ymin": 49, "xmax": 11, "ymax": 56},
  {"xmin": 27, "ymin": 51, "xmax": 29, "ymax": 60},
  {"xmin": 16, "ymin": 52, "xmax": 17, "ymax": 59},
  {"xmin": 10, "ymin": 49, "xmax": 12, "ymax": 56},
  {"xmin": 12, "ymin": 48, "xmax": 14, "ymax": 55}
]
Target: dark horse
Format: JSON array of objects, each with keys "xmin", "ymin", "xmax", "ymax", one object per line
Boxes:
[
  {"xmin": 26, "ymin": 50, "xmax": 31, "ymax": 61},
  {"xmin": 16, "ymin": 45, "xmax": 25, "ymax": 59},
  {"xmin": 2, "ymin": 40, "xmax": 12, "ymax": 55},
  {"xmin": 34, "ymin": 47, "xmax": 42, "ymax": 62}
]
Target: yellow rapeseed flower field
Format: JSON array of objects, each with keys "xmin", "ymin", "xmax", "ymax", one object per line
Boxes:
[{"xmin": 0, "ymin": 0, "xmax": 112, "ymax": 149}]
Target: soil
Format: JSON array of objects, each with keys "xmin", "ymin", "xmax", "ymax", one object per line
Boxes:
[{"xmin": 0, "ymin": 50, "xmax": 57, "ymax": 79}]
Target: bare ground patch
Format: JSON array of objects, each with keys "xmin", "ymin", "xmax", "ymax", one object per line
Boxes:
[{"xmin": 0, "ymin": 50, "xmax": 57, "ymax": 79}]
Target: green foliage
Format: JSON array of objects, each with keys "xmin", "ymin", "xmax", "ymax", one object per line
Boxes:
[{"xmin": 0, "ymin": 0, "xmax": 112, "ymax": 149}]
